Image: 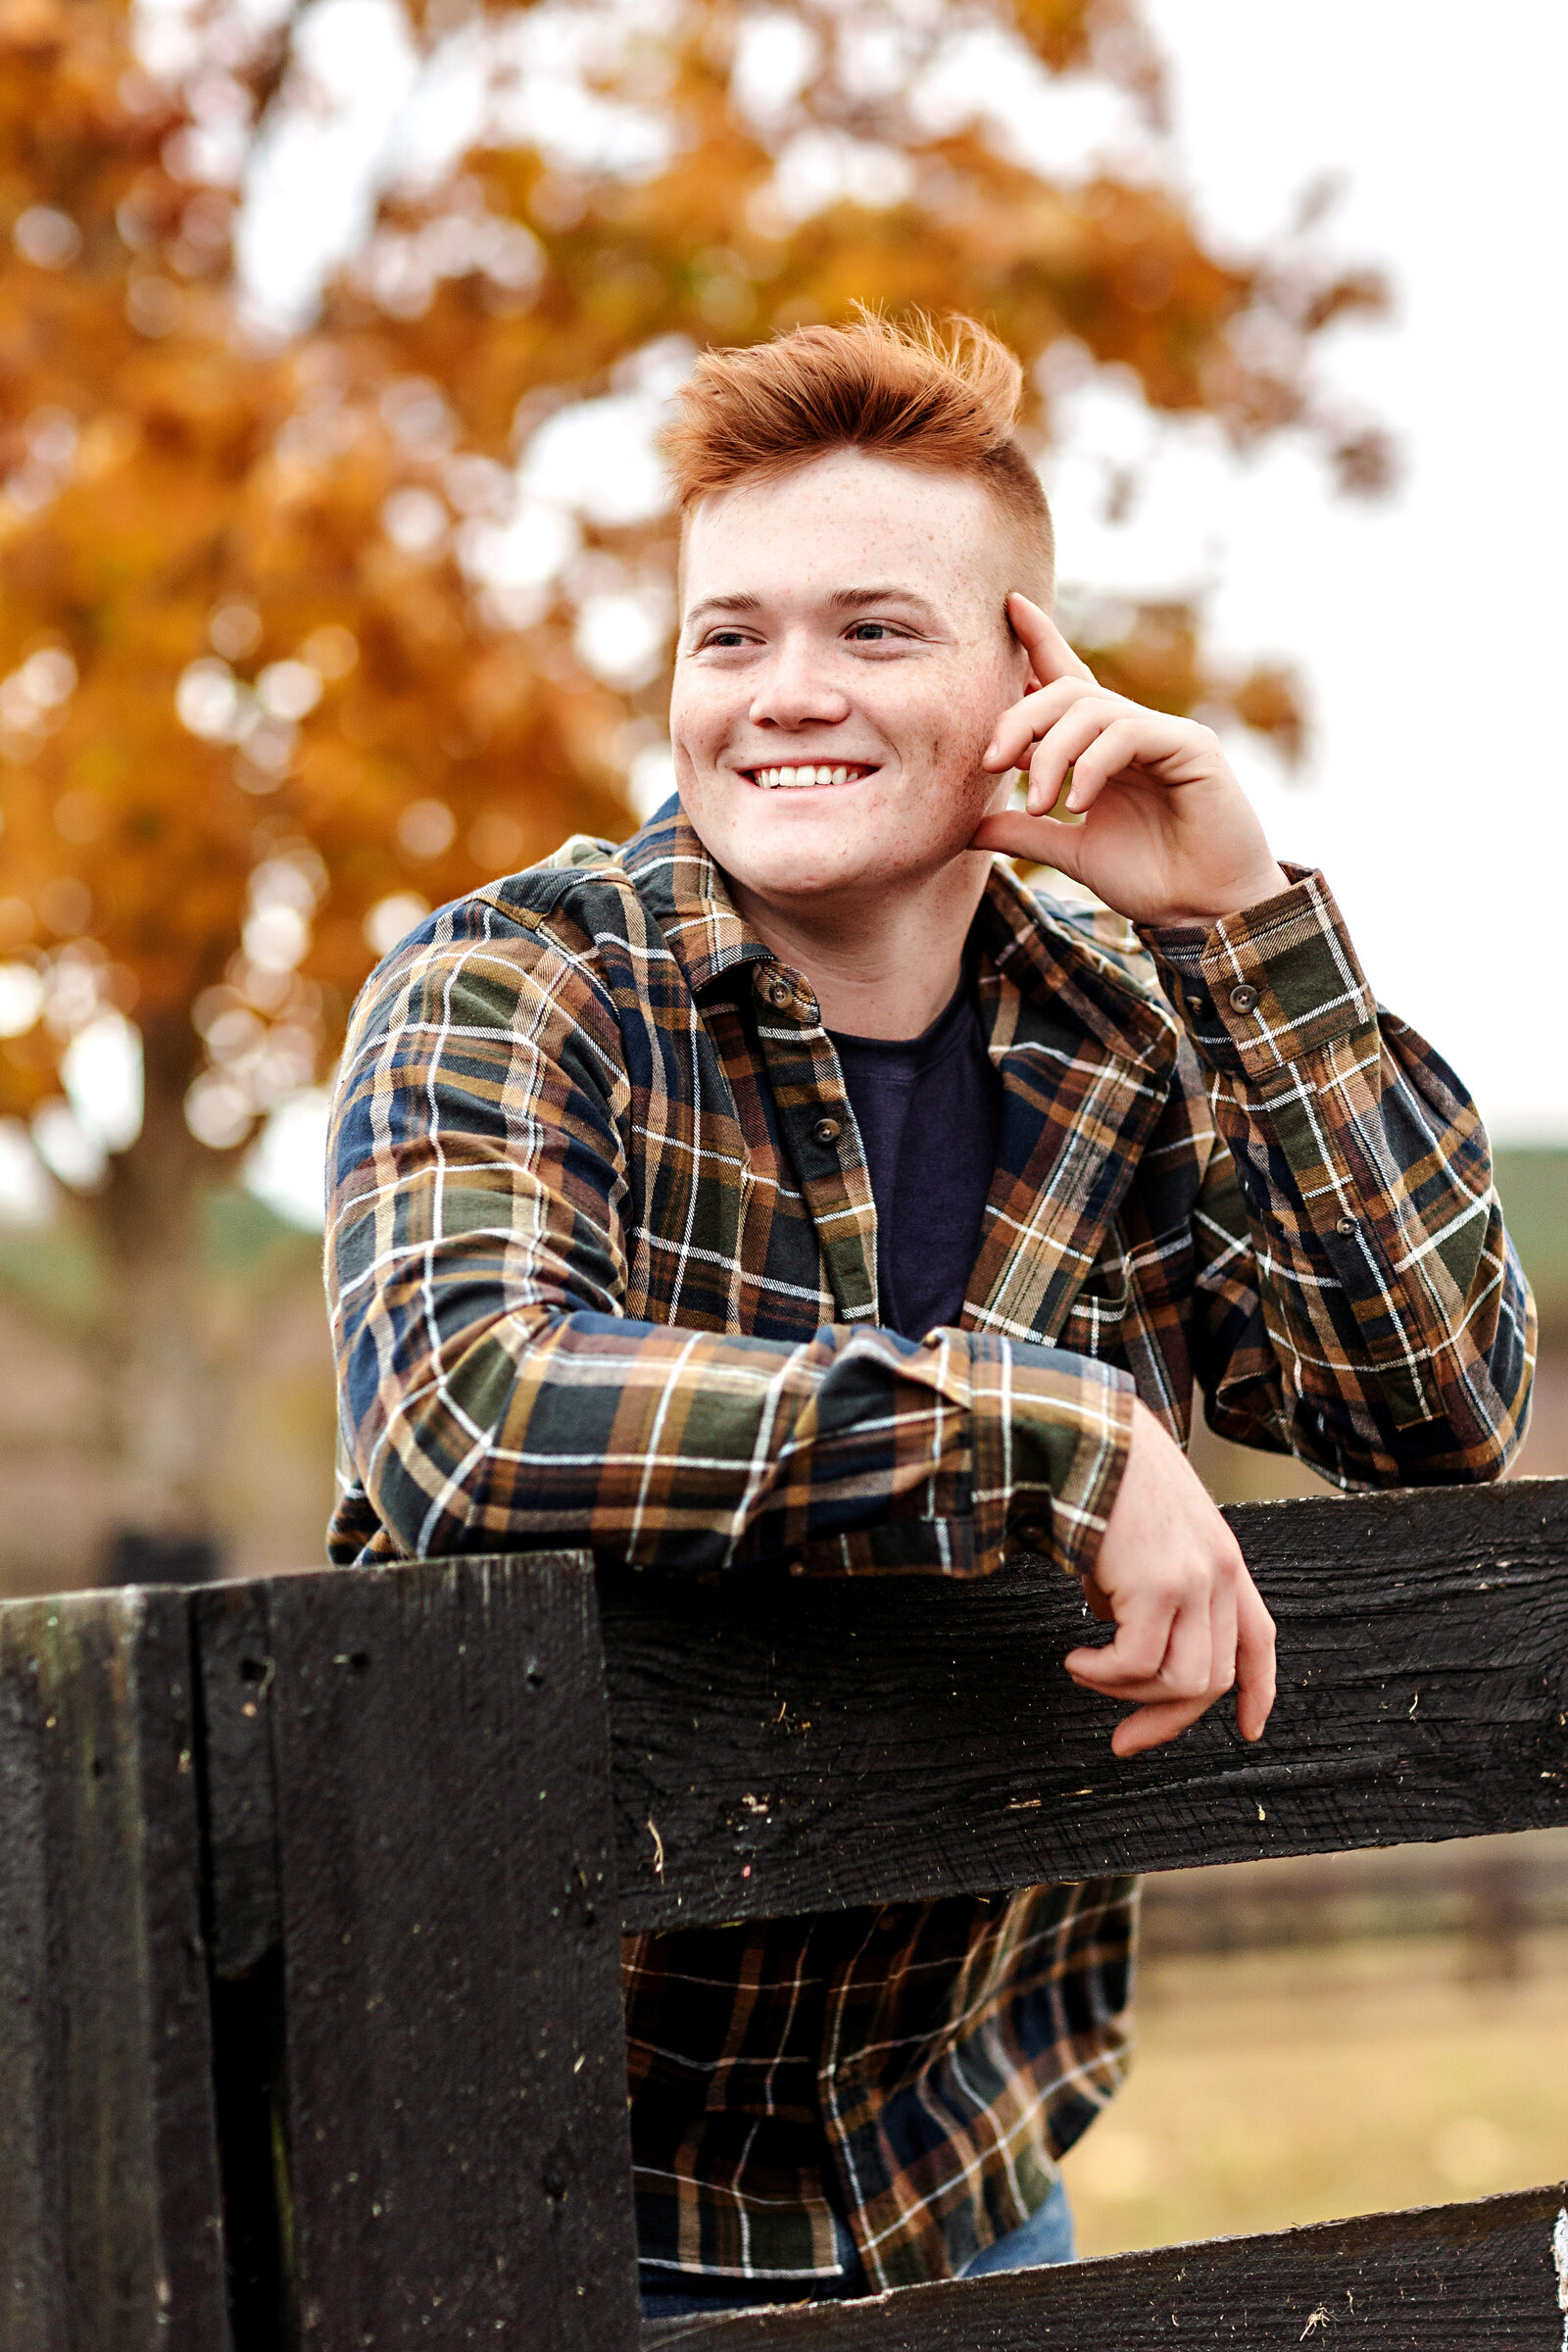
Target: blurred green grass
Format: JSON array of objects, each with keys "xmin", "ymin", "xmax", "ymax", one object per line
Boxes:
[
  {"xmin": 1493, "ymin": 1149, "xmax": 1568, "ymax": 1334},
  {"xmin": 1064, "ymin": 1927, "xmax": 1568, "ymax": 2257}
]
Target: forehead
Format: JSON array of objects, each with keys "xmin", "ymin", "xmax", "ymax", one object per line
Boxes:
[{"xmin": 679, "ymin": 449, "xmax": 1004, "ymax": 615}]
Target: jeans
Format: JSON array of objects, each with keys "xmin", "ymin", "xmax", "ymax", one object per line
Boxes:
[{"xmin": 640, "ymin": 2177, "xmax": 1076, "ymax": 2321}]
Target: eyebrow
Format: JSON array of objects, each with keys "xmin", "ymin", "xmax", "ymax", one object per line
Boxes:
[
  {"xmin": 825, "ymin": 586, "xmax": 938, "ymax": 615},
  {"xmin": 683, "ymin": 585, "xmax": 941, "ymax": 629},
  {"xmin": 683, "ymin": 593, "xmax": 763, "ymax": 628}
]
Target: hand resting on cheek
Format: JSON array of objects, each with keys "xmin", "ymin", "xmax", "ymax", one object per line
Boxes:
[{"xmin": 972, "ymin": 593, "xmax": 1291, "ymax": 930}]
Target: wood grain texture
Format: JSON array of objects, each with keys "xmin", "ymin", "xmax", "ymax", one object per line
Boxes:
[
  {"xmin": 0, "ymin": 1587, "xmax": 230, "ymax": 2352},
  {"xmin": 192, "ymin": 1587, "xmax": 292, "ymax": 2341},
  {"xmin": 194, "ymin": 1584, "xmax": 282, "ymax": 1982},
  {"xmin": 259, "ymin": 1552, "xmax": 641, "ymax": 2350},
  {"xmin": 603, "ymin": 1480, "xmax": 1568, "ymax": 1933},
  {"xmin": 640, "ymin": 2183, "xmax": 1568, "ymax": 2348}
]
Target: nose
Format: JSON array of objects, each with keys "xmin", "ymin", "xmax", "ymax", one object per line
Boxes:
[{"xmin": 747, "ymin": 630, "xmax": 852, "ymax": 732}]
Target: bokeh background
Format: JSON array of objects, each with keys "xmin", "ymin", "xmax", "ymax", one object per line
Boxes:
[{"xmin": 1, "ymin": 0, "xmax": 1563, "ymax": 2264}]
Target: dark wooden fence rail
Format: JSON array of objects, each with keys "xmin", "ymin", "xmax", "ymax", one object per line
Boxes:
[{"xmin": 3, "ymin": 1481, "xmax": 1568, "ymax": 2349}]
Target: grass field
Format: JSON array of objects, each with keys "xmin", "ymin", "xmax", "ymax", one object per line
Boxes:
[{"xmin": 1061, "ymin": 1929, "xmax": 1568, "ymax": 2258}]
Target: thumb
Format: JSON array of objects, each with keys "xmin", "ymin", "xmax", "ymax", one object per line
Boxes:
[{"xmin": 969, "ymin": 808, "xmax": 1090, "ymax": 883}]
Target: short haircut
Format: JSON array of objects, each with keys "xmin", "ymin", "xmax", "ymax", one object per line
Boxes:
[{"xmin": 663, "ymin": 311, "xmax": 1054, "ymax": 603}]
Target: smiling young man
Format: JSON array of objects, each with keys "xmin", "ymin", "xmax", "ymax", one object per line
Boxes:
[{"xmin": 325, "ymin": 317, "xmax": 1534, "ymax": 2316}]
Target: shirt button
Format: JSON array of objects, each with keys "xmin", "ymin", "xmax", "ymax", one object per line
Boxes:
[
  {"xmin": 1229, "ymin": 983, "xmax": 1259, "ymax": 1013},
  {"xmin": 1336, "ymin": 1215, "xmax": 1359, "ymax": 1237},
  {"xmin": 762, "ymin": 973, "xmax": 794, "ymax": 1009},
  {"xmin": 1186, "ymin": 992, "xmax": 1205, "ymax": 1011},
  {"xmin": 811, "ymin": 1116, "xmax": 842, "ymax": 1146}
]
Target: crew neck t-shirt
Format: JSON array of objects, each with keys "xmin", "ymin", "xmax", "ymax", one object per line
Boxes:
[{"xmin": 826, "ymin": 968, "xmax": 1002, "ymax": 1340}]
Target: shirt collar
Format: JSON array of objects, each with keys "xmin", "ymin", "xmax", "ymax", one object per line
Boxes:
[
  {"xmin": 972, "ymin": 856, "xmax": 1180, "ymax": 1074},
  {"xmin": 619, "ymin": 799, "xmax": 773, "ymax": 995},
  {"xmin": 619, "ymin": 796, "xmax": 1179, "ymax": 1072}
]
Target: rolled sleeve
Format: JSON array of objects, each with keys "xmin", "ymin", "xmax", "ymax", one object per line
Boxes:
[{"xmin": 974, "ymin": 1336, "xmax": 1135, "ymax": 1579}]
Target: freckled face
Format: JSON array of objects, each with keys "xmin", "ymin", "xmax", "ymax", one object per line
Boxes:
[{"xmin": 669, "ymin": 449, "xmax": 1031, "ymax": 909}]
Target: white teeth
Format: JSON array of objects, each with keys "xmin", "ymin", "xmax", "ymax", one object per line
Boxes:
[{"xmin": 751, "ymin": 763, "xmax": 869, "ymax": 789}]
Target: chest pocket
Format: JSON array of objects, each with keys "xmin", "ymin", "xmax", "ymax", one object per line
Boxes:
[{"xmin": 1063, "ymin": 1231, "xmax": 1130, "ymax": 1360}]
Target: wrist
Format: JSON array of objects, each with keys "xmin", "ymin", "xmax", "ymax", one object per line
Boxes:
[
  {"xmin": 1158, "ymin": 861, "xmax": 1292, "ymax": 928},
  {"xmin": 1138, "ymin": 866, "xmax": 1377, "ymax": 1085}
]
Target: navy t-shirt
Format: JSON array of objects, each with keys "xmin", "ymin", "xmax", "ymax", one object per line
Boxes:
[{"xmin": 827, "ymin": 967, "xmax": 1001, "ymax": 1340}]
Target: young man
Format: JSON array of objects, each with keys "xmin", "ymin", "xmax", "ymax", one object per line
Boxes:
[{"xmin": 325, "ymin": 316, "xmax": 1534, "ymax": 2315}]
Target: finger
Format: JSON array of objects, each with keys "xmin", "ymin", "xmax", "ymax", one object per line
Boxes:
[
  {"xmin": 1005, "ymin": 593, "xmax": 1097, "ymax": 688},
  {"xmin": 1206, "ymin": 1563, "xmax": 1239, "ymax": 1703},
  {"xmin": 1109, "ymin": 1694, "xmax": 1212, "ymax": 1758},
  {"xmin": 1061, "ymin": 717, "xmax": 1154, "ymax": 813},
  {"xmin": 1024, "ymin": 701, "xmax": 1121, "ymax": 815},
  {"xmin": 1234, "ymin": 1572, "xmax": 1278, "ymax": 1741},
  {"xmin": 968, "ymin": 808, "xmax": 1091, "ymax": 883},
  {"xmin": 1078, "ymin": 1572, "xmax": 1117, "ymax": 1626},
  {"xmin": 1063, "ymin": 1587, "xmax": 1180, "ymax": 1690},
  {"xmin": 982, "ymin": 677, "xmax": 1100, "ymax": 772},
  {"xmin": 1067, "ymin": 1604, "xmax": 1212, "ymax": 1706},
  {"xmin": 1154, "ymin": 1579, "xmax": 1215, "ymax": 1700}
]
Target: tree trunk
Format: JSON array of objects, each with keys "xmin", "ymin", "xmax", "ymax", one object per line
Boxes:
[{"xmin": 89, "ymin": 1012, "xmax": 233, "ymax": 1580}]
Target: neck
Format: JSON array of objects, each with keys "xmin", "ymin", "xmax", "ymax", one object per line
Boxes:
[{"xmin": 728, "ymin": 851, "xmax": 994, "ymax": 1038}]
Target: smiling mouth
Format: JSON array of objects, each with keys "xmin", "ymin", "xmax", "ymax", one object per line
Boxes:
[{"xmin": 744, "ymin": 762, "xmax": 878, "ymax": 791}]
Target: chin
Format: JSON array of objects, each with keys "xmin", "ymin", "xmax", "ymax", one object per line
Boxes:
[
  {"xmin": 725, "ymin": 826, "xmax": 876, "ymax": 903},
  {"xmin": 685, "ymin": 771, "xmax": 979, "ymax": 905}
]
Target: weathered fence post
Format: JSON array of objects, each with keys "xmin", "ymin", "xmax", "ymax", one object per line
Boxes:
[
  {"xmin": 0, "ymin": 1589, "xmax": 230, "ymax": 2352},
  {"xmin": 195, "ymin": 1552, "xmax": 640, "ymax": 2350}
]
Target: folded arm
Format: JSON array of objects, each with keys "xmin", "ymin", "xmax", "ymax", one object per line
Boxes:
[{"xmin": 325, "ymin": 909, "xmax": 1133, "ymax": 1577}]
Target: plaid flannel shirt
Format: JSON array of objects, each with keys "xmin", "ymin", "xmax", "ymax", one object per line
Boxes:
[{"xmin": 325, "ymin": 802, "xmax": 1533, "ymax": 2295}]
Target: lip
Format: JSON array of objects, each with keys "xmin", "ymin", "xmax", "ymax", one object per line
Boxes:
[{"xmin": 737, "ymin": 761, "xmax": 880, "ymax": 792}]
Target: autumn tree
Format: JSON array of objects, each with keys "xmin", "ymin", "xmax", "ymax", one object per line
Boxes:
[{"xmin": 0, "ymin": 0, "xmax": 1386, "ymax": 1572}]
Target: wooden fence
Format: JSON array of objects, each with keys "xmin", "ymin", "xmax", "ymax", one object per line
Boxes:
[{"xmin": 4, "ymin": 1479, "xmax": 1568, "ymax": 2348}]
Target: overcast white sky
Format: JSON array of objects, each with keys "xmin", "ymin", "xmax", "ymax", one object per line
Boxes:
[
  {"xmin": 225, "ymin": 0, "xmax": 1568, "ymax": 1220},
  {"xmin": 1121, "ymin": 1, "xmax": 1568, "ymax": 1141}
]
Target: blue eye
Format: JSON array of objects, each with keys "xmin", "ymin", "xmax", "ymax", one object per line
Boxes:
[{"xmin": 848, "ymin": 622, "xmax": 892, "ymax": 640}]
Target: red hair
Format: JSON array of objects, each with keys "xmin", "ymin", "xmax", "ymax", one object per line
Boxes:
[{"xmin": 663, "ymin": 311, "xmax": 1054, "ymax": 597}]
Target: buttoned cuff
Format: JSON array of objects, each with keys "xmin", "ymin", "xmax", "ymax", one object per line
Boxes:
[{"xmin": 1138, "ymin": 867, "xmax": 1375, "ymax": 1083}]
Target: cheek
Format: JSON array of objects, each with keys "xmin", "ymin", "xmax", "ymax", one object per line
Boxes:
[
  {"xmin": 899, "ymin": 687, "xmax": 1004, "ymax": 795},
  {"xmin": 873, "ymin": 687, "xmax": 1010, "ymax": 852},
  {"xmin": 667, "ymin": 671, "xmax": 714, "ymax": 754},
  {"xmin": 903, "ymin": 655, "xmax": 1010, "ymax": 756}
]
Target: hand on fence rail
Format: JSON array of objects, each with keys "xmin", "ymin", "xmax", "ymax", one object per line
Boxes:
[{"xmin": 1067, "ymin": 1398, "xmax": 1278, "ymax": 1756}]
